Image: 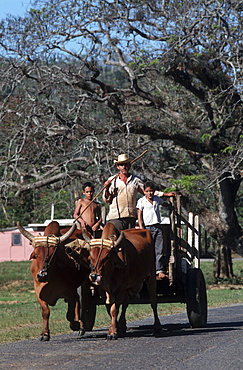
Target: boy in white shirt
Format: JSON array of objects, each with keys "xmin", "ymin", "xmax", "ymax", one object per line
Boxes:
[{"xmin": 137, "ymin": 181, "xmax": 176, "ymax": 279}]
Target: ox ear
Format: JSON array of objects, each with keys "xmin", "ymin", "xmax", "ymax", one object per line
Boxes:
[{"xmin": 29, "ymin": 251, "xmax": 36, "ymax": 260}]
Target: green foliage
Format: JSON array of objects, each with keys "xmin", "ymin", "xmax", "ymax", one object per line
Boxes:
[
  {"xmin": 166, "ymin": 175, "xmax": 204, "ymax": 193},
  {"xmin": 221, "ymin": 146, "xmax": 234, "ymax": 154},
  {"xmin": 30, "ymin": 188, "xmax": 75, "ymax": 221},
  {"xmin": 0, "ymin": 186, "xmax": 76, "ymax": 228},
  {"xmin": 201, "ymin": 133, "xmax": 211, "ymax": 142},
  {"xmin": 0, "ymin": 191, "xmax": 36, "ymax": 228},
  {"xmin": 149, "ymin": 59, "xmax": 159, "ymax": 66},
  {"xmin": 167, "ymin": 35, "xmax": 179, "ymax": 44}
]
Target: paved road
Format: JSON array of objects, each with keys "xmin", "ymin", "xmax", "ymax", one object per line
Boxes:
[{"xmin": 1, "ymin": 304, "xmax": 243, "ymax": 370}]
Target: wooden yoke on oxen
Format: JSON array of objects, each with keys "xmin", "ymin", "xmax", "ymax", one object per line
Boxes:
[
  {"xmin": 65, "ymin": 237, "xmax": 117, "ymax": 267},
  {"xmin": 65, "ymin": 239, "xmax": 89, "ymax": 254},
  {"xmin": 65, "ymin": 239, "xmax": 90, "ymax": 267}
]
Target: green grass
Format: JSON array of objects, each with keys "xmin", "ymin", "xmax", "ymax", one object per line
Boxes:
[
  {"xmin": 1, "ymin": 260, "xmax": 243, "ymax": 343},
  {"xmin": 201, "ymin": 259, "xmax": 243, "ymax": 308}
]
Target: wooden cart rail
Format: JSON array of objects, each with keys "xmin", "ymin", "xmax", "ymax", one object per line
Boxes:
[{"xmin": 169, "ymin": 196, "xmax": 201, "ymax": 285}]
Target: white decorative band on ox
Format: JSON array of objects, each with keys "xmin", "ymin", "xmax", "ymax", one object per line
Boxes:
[
  {"xmin": 31, "ymin": 236, "xmax": 60, "ymax": 249},
  {"xmin": 89, "ymin": 238, "xmax": 116, "ymax": 250}
]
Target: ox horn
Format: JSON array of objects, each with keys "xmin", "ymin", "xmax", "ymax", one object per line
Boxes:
[
  {"xmin": 60, "ymin": 222, "xmax": 77, "ymax": 242},
  {"xmin": 81, "ymin": 229, "xmax": 91, "ymax": 243},
  {"xmin": 17, "ymin": 221, "xmax": 35, "ymax": 242},
  {"xmin": 114, "ymin": 231, "xmax": 124, "ymax": 247}
]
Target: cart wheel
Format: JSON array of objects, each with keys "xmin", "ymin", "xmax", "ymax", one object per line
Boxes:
[
  {"xmin": 81, "ymin": 303, "xmax": 97, "ymax": 331},
  {"xmin": 186, "ymin": 268, "xmax": 207, "ymax": 328}
]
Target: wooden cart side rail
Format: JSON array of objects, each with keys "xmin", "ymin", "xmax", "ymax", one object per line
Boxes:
[
  {"xmin": 169, "ymin": 196, "xmax": 201, "ymax": 284},
  {"xmin": 175, "ymin": 212, "xmax": 199, "ymax": 236}
]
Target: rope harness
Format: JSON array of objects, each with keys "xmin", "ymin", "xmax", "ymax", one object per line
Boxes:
[
  {"xmin": 89, "ymin": 236, "xmax": 116, "ymax": 274},
  {"xmin": 31, "ymin": 235, "xmax": 60, "ymax": 276}
]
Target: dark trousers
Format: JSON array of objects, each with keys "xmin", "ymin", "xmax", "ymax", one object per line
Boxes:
[
  {"xmin": 146, "ymin": 224, "xmax": 168, "ymax": 273},
  {"xmin": 108, "ymin": 217, "xmax": 136, "ymax": 231}
]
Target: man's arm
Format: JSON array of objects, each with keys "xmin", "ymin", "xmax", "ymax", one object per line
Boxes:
[
  {"xmin": 103, "ymin": 179, "xmax": 112, "ymax": 202},
  {"xmin": 136, "ymin": 177, "xmax": 144, "ymax": 195}
]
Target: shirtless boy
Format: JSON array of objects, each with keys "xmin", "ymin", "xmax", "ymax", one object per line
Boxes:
[{"xmin": 73, "ymin": 182, "xmax": 102, "ymax": 237}]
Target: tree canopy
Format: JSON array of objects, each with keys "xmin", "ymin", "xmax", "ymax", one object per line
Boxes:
[{"xmin": 0, "ymin": 0, "xmax": 242, "ymax": 255}]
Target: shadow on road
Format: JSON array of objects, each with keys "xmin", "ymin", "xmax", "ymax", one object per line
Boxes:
[{"xmin": 77, "ymin": 319, "xmax": 243, "ymax": 340}]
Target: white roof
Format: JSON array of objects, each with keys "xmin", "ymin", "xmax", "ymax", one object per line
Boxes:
[
  {"xmin": 28, "ymin": 217, "xmax": 172, "ymax": 228},
  {"xmin": 28, "ymin": 219, "xmax": 75, "ymax": 227}
]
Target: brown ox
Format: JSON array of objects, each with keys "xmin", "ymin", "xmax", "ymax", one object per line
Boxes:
[
  {"xmin": 86, "ymin": 222, "xmax": 161, "ymax": 339},
  {"xmin": 17, "ymin": 221, "xmax": 90, "ymax": 341}
]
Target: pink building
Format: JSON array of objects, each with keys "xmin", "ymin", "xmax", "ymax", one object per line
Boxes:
[
  {"xmin": 0, "ymin": 219, "xmax": 74, "ymax": 262},
  {"xmin": 0, "ymin": 226, "xmax": 40, "ymax": 262}
]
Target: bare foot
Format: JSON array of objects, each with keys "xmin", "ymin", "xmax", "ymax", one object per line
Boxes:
[{"xmin": 157, "ymin": 272, "xmax": 166, "ymax": 279}]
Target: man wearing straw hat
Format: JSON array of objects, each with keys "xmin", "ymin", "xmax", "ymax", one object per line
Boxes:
[{"xmin": 103, "ymin": 153, "xmax": 144, "ymax": 230}]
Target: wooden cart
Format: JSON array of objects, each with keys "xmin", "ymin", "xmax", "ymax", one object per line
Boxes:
[{"xmin": 79, "ymin": 197, "xmax": 207, "ymax": 331}]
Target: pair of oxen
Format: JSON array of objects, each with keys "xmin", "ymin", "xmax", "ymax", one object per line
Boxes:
[{"xmin": 18, "ymin": 220, "xmax": 161, "ymax": 340}]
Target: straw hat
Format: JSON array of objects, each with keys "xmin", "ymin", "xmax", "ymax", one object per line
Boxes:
[{"xmin": 114, "ymin": 153, "xmax": 132, "ymax": 165}]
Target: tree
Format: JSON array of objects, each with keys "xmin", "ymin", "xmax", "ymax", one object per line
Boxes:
[{"xmin": 0, "ymin": 0, "xmax": 242, "ymax": 270}]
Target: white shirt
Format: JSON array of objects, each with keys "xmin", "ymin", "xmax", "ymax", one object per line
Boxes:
[{"xmin": 136, "ymin": 195, "xmax": 165, "ymax": 226}]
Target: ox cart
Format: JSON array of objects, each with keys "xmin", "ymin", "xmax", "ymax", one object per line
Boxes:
[{"xmin": 78, "ymin": 196, "xmax": 207, "ymax": 333}]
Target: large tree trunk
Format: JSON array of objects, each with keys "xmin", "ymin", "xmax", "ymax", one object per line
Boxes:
[
  {"xmin": 213, "ymin": 245, "xmax": 233, "ymax": 279},
  {"xmin": 218, "ymin": 172, "xmax": 242, "ymax": 256},
  {"xmin": 213, "ymin": 172, "xmax": 242, "ymax": 278},
  {"xmin": 212, "ymin": 172, "xmax": 242, "ymax": 278},
  {"xmin": 200, "ymin": 171, "xmax": 242, "ymax": 277}
]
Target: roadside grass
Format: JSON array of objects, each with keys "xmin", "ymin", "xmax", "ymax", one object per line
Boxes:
[
  {"xmin": 202, "ymin": 258, "xmax": 243, "ymax": 308},
  {"xmin": 0, "ymin": 260, "xmax": 243, "ymax": 343}
]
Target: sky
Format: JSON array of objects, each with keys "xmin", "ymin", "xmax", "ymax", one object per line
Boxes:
[
  {"xmin": 0, "ymin": 0, "xmax": 32, "ymax": 19},
  {"xmin": 0, "ymin": 0, "xmax": 81, "ymax": 53}
]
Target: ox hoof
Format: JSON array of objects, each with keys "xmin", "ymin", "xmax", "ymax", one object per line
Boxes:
[
  {"xmin": 40, "ymin": 333, "xmax": 50, "ymax": 341},
  {"xmin": 70, "ymin": 321, "xmax": 81, "ymax": 332},
  {"xmin": 78, "ymin": 328, "xmax": 86, "ymax": 337},
  {"xmin": 107, "ymin": 333, "xmax": 118, "ymax": 340}
]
